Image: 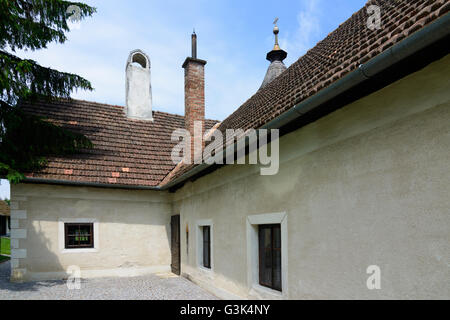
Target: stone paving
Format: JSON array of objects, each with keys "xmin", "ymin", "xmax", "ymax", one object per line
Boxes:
[{"xmin": 0, "ymin": 261, "xmax": 218, "ymax": 300}]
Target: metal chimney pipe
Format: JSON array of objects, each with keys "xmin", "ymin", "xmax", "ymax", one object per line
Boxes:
[{"xmin": 191, "ymin": 31, "xmax": 197, "ymax": 59}]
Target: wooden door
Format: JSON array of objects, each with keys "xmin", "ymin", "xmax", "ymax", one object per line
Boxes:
[{"xmin": 170, "ymin": 215, "xmax": 181, "ymax": 275}]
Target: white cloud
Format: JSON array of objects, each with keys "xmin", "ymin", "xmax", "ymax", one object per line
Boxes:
[{"xmin": 279, "ymin": 0, "xmax": 322, "ymax": 65}]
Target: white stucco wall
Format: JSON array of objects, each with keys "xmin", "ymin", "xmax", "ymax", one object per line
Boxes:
[
  {"xmin": 9, "ymin": 184, "xmax": 172, "ymax": 281},
  {"xmin": 173, "ymin": 54, "xmax": 450, "ymax": 299}
]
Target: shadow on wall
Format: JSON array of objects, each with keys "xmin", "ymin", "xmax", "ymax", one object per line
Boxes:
[
  {"xmin": 0, "ymin": 223, "xmax": 64, "ymax": 291},
  {"xmin": 24, "ymin": 220, "xmax": 64, "ymax": 279},
  {"xmin": 8, "ymin": 186, "xmax": 173, "ymax": 283}
]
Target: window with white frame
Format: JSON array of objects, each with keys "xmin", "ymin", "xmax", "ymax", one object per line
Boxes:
[
  {"xmin": 64, "ymin": 223, "xmax": 94, "ymax": 249},
  {"xmin": 246, "ymin": 212, "xmax": 288, "ymax": 297},
  {"xmin": 196, "ymin": 220, "xmax": 213, "ymax": 270},
  {"xmin": 58, "ymin": 218, "xmax": 99, "ymax": 253}
]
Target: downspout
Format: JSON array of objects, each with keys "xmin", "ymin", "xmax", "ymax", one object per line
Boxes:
[{"xmin": 163, "ymin": 13, "xmax": 450, "ymax": 190}]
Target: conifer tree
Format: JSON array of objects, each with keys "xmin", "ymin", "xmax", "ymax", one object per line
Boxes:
[{"xmin": 0, "ymin": 0, "xmax": 96, "ymax": 183}]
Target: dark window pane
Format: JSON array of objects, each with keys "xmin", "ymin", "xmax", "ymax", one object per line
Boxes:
[
  {"xmin": 258, "ymin": 224, "xmax": 282, "ymax": 291},
  {"xmin": 259, "ymin": 225, "xmax": 271, "ymax": 287},
  {"xmin": 67, "ymin": 235, "xmax": 77, "ymax": 247},
  {"xmin": 203, "ymin": 226, "xmax": 211, "ymax": 268},
  {"xmin": 204, "ymin": 243, "xmax": 209, "ymax": 267},
  {"xmin": 264, "ymin": 228, "xmax": 271, "ymax": 249},
  {"xmin": 273, "ymin": 249, "xmax": 282, "ymax": 290},
  {"xmin": 273, "ymin": 226, "xmax": 281, "ymax": 249},
  {"xmin": 263, "ymin": 247, "xmax": 272, "ymax": 286},
  {"xmin": 204, "ymin": 226, "xmax": 210, "ymax": 242}
]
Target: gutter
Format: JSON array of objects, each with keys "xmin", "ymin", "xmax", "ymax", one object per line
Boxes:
[
  {"xmin": 162, "ymin": 13, "xmax": 450, "ymax": 190},
  {"xmin": 24, "ymin": 177, "xmax": 162, "ymax": 191}
]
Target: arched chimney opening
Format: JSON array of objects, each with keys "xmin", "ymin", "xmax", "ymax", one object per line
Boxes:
[{"xmin": 131, "ymin": 52, "xmax": 147, "ymax": 68}]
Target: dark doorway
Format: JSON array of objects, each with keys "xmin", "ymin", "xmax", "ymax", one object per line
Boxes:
[
  {"xmin": 0, "ymin": 216, "xmax": 6, "ymax": 236},
  {"xmin": 170, "ymin": 215, "xmax": 181, "ymax": 275}
]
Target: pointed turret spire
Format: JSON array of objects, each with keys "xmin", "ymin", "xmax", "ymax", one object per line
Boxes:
[{"xmin": 260, "ymin": 18, "xmax": 288, "ymax": 89}]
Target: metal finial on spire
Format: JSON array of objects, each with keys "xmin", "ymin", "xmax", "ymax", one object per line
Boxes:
[
  {"xmin": 273, "ymin": 17, "xmax": 280, "ymax": 50},
  {"xmin": 260, "ymin": 17, "xmax": 287, "ymax": 89}
]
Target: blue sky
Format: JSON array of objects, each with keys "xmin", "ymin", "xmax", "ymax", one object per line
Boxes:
[
  {"xmin": 2, "ymin": 0, "xmax": 366, "ymax": 198},
  {"xmin": 13, "ymin": 0, "xmax": 366, "ymax": 121},
  {"xmin": 0, "ymin": 180, "xmax": 9, "ymax": 200}
]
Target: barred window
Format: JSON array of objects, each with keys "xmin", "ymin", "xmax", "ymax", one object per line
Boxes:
[{"xmin": 64, "ymin": 223, "xmax": 94, "ymax": 249}]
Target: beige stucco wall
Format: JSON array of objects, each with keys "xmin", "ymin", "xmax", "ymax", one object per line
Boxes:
[
  {"xmin": 173, "ymin": 54, "xmax": 450, "ymax": 299},
  {"xmin": 10, "ymin": 184, "xmax": 172, "ymax": 281}
]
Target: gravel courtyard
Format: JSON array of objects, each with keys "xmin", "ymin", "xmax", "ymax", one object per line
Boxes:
[{"xmin": 0, "ymin": 261, "xmax": 218, "ymax": 300}]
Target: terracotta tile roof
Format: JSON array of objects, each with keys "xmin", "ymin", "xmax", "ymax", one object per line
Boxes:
[
  {"xmin": 21, "ymin": 99, "xmax": 218, "ymax": 187},
  {"xmin": 0, "ymin": 201, "xmax": 10, "ymax": 216},
  {"xmin": 166, "ymin": 0, "xmax": 450, "ymax": 183}
]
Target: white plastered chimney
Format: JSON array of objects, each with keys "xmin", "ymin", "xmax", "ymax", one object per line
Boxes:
[{"xmin": 125, "ymin": 49, "xmax": 153, "ymax": 120}]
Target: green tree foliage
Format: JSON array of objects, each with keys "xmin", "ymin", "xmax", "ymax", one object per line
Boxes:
[{"xmin": 0, "ymin": 0, "xmax": 96, "ymax": 183}]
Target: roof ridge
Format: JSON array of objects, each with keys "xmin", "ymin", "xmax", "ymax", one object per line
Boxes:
[{"xmin": 28, "ymin": 97, "xmax": 219, "ymax": 123}]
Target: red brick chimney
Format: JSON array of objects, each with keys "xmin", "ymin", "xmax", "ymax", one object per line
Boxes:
[{"xmin": 182, "ymin": 31, "xmax": 206, "ymax": 163}]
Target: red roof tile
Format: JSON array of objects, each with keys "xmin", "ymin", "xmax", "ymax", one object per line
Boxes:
[{"xmin": 21, "ymin": 99, "xmax": 218, "ymax": 187}]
